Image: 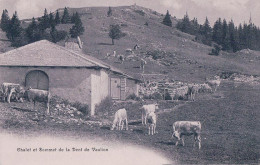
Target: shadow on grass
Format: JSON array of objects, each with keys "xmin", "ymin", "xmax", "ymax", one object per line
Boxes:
[
  {"xmin": 100, "ymin": 126, "xmax": 111, "ymax": 130},
  {"xmin": 98, "ymin": 43, "xmax": 113, "ymax": 46},
  {"xmin": 132, "ymin": 128, "xmax": 144, "ymax": 134},
  {"xmin": 156, "ymin": 141, "xmax": 175, "ymax": 146},
  {"xmin": 12, "ymin": 106, "xmax": 34, "ymax": 112},
  {"xmin": 128, "ymin": 120, "xmax": 142, "ymax": 125}
]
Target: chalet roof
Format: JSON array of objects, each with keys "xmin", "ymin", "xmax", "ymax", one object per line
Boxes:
[
  {"xmin": 0, "ymin": 40, "xmax": 139, "ymax": 81},
  {"xmin": 0, "ymin": 40, "xmax": 108, "ymax": 68}
]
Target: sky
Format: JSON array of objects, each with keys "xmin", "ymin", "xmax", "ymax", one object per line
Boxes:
[{"xmin": 0, "ymin": 0, "xmax": 259, "ymax": 26}]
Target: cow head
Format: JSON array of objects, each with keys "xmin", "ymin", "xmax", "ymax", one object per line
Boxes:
[
  {"xmin": 171, "ymin": 131, "xmax": 181, "ymax": 140},
  {"xmin": 155, "ymin": 103, "xmax": 159, "ymax": 110}
]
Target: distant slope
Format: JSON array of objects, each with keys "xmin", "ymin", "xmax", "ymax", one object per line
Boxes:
[
  {"xmin": 1, "ymin": 5, "xmax": 260, "ymax": 83},
  {"xmin": 0, "ymin": 29, "xmax": 13, "ymax": 53},
  {"xmin": 58, "ymin": 5, "xmax": 259, "ymax": 82}
]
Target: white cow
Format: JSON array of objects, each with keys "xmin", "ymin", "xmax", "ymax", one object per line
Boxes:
[
  {"xmin": 206, "ymin": 77, "xmax": 221, "ymax": 92},
  {"xmin": 26, "ymin": 88, "xmax": 51, "ymax": 115},
  {"xmin": 188, "ymin": 84, "xmax": 200, "ymax": 101},
  {"xmin": 142, "ymin": 103, "xmax": 159, "ymax": 125},
  {"xmin": 1, "ymin": 83, "xmax": 24, "ymax": 103},
  {"xmin": 172, "ymin": 121, "xmax": 202, "ymax": 149},
  {"xmin": 111, "ymin": 108, "xmax": 128, "ymax": 131},
  {"xmin": 147, "ymin": 112, "xmax": 157, "ymax": 135}
]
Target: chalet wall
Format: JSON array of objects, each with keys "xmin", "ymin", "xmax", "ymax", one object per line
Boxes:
[{"xmin": 0, "ymin": 66, "xmax": 92, "ymax": 108}]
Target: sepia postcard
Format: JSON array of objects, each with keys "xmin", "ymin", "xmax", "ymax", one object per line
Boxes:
[{"xmin": 0, "ymin": 0, "xmax": 259, "ymax": 164}]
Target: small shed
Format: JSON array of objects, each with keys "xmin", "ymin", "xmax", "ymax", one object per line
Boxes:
[{"xmin": 0, "ymin": 40, "xmax": 140, "ymax": 115}]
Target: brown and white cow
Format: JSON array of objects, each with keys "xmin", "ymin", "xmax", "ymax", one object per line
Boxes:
[
  {"xmin": 26, "ymin": 88, "xmax": 51, "ymax": 115},
  {"xmin": 1, "ymin": 83, "xmax": 24, "ymax": 103},
  {"xmin": 171, "ymin": 121, "xmax": 202, "ymax": 149}
]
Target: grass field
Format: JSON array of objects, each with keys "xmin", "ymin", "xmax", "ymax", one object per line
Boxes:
[{"xmin": 0, "ymin": 80, "xmax": 259, "ymax": 164}]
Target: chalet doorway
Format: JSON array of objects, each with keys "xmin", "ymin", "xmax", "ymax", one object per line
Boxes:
[
  {"xmin": 110, "ymin": 78, "xmax": 121, "ymax": 99},
  {"xmin": 25, "ymin": 70, "xmax": 49, "ymax": 90}
]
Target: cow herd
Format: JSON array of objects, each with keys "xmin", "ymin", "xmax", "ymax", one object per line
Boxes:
[
  {"xmin": 111, "ymin": 103, "xmax": 202, "ymax": 149},
  {"xmin": 1, "ymin": 80, "xmax": 212, "ymax": 149},
  {"xmin": 0, "ymin": 83, "xmax": 50, "ymax": 114}
]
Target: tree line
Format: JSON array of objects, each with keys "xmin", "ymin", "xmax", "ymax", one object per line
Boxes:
[
  {"xmin": 175, "ymin": 12, "xmax": 260, "ymax": 53},
  {"xmin": 0, "ymin": 7, "xmax": 84, "ymax": 47}
]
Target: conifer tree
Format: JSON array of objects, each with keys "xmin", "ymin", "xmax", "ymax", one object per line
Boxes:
[
  {"xmin": 191, "ymin": 17, "xmax": 199, "ymax": 35},
  {"xmin": 39, "ymin": 8, "xmax": 50, "ymax": 30},
  {"xmin": 49, "ymin": 12, "xmax": 55, "ymax": 27},
  {"xmin": 69, "ymin": 13, "xmax": 84, "ymax": 38},
  {"xmin": 61, "ymin": 7, "xmax": 70, "ymax": 24},
  {"xmin": 54, "ymin": 10, "xmax": 60, "ymax": 24},
  {"xmin": 107, "ymin": 7, "xmax": 112, "ymax": 17},
  {"xmin": 162, "ymin": 10, "xmax": 172, "ymax": 27},
  {"xmin": 6, "ymin": 11, "xmax": 22, "ymax": 42},
  {"xmin": 0, "ymin": 9, "xmax": 10, "ymax": 32},
  {"xmin": 212, "ymin": 18, "xmax": 222, "ymax": 45},
  {"xmin": 26, "ymin": 17, "xmax": 41, "ymax": 42},
  {"xmin": 201, "ymin": 17, "xmax": 212, "ymax": 45},
  {"xmin": 181, "ymin": 12, "xmax": 191, "ymax": 33}
]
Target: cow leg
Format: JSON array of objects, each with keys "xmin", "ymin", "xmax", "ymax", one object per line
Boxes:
[
  {"xmin": 121, "ymin": 120, "xmax": 124, "ymax": 130},
  {"xmin": 7, "ymin": 89, "xmax": 15, "ymax": 103},
  {"xmin": 125, "ymin": 118, "xmax": 128, "ymax": 130},
  {"xmin": 142, "ymin": 112, "xmax": 144, "ymax": 125},
  {"xmin": 144, "ymin": 115, "xmax": 147, "ymax": 125},
  {"xmin": 119, "ymin": 119, "xmax": 122, "ymax": 130},
  {"xmin": 181, "ymin": 136, "xmax": 185, "ymax": 146},
  {"xmin": 198, "ymin": 135, "xmax": 201, "ymax": 149},
  {"xmin": 193, "ymin": 135, "xmax": 197, "ymax": 148},
  {"xmin": 33, "ymin": 101, "xmax": 36, "ymax": 112},
  {"xmin": 175, "ymin": 140, "xmax": 179, "ymax": 146},
  {"xmin": 148, "ymin": 125, "xmax": 151, "ymax": 135},
  {"xmin": 46, "ymin": 102, "xmax": 50, "ymax": 115}
]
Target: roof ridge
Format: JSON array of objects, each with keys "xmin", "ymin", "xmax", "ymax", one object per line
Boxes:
[{"xmin": 44, "ymin": 40, "xmax": 110, "ymax": 69}]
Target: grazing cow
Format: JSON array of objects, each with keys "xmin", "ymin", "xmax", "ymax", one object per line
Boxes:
[
  {"xmin": 142, "ymin": 103, "xmax": 159, "ymax": 125},
  {"xmin": 111, "ymin": 108, "xmax": 128, "ymax": 131},
  {"xmin": 1, "ymin": 83, "xmax": 24, "ymax": 103},
  {"xmin": 134, "ymin": 44, "xmax": 140, "ymax": 50},
  {"xmin": 26, "ymin": 88, "xmax": 51, "ymax": 115},
  {"xmin": 172, "ymin": 121, "xmax": 202, "ymax": 149},
  {"xmin": 172, "ymin": 86, "xmax": 189, "ymax": 101},
  {"xmin": 140, "ymin": 58, "xmax": 147, "ymax": 73},
  {"xmin": 207, "ymin": 79, "xmax": 221, "ymax": 92},
  {"xmin": 147, "ymin": 112, "xmax": 157, "ymax": 135},
  {"xmin": 199, "ymin": 83, "xmax": 212, "ymax": 93},
  {"xmin": 125, "ymin": 48, "xmax": 133, "ymax": 55},
  {"xmin": 118, "ymin": 54, "xmax": 125, "ymax": 63},
  {"xmin": 188, "ymin": 84, "xmax": 200, "ymax": 101}
]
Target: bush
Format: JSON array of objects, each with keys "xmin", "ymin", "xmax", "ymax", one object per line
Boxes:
[
  {"xmin": 134, "ymin": 10, "xmax": 145, "ymax": 16},
  {"xmin": 50, "ymin": 95, "xmax": 89, "ymax": 115},
  {"xmin": 146, "ymin": 50, "xmax": 165, "ymax": 60},
  {"xmin": 143, "ymin": 92, "xmax": 163, "ymax": 100},
  {"xmin": 95, "ymin": 96, "xmax": 113, "ymax": 116},
  {"xmin": 164, "ymin": 92, "xmax": 172, "ymax": 100},
  {"xmin": 71, "ymin": 101, "xmax": 88, "ymax": 115},
  {"xmin": 126, "ymin": 94, "xmax": 141, "ymax": 101},
  {"xmin": 209, "ymin": 44, "xmax": 221, "ymax": 56}
]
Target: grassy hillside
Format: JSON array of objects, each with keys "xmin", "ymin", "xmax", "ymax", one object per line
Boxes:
[
  {"xmin": 0, "ymin": 5, "xmax": 259, "ymax": 82},
  {"xmin": 58, "ymin": 5, "xmax": 260, "ymax": 82},
  {"xmin": 0, "ymin": 29, "xmax": 12, "ymax": 53}
]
